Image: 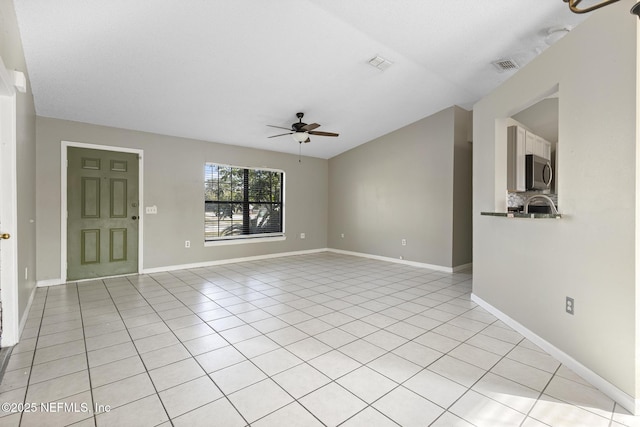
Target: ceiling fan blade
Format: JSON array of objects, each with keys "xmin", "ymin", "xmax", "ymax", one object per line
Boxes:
[
  {"xmin": 267, "ymin": 132, "xmax": 293, "ymax": 138},
  {"xmin": 304, "ymin": 137, "xmax": 311, "ymax": 143},
  {"xmin": 308, "ymin": 131, "xmax": 339, "ymax": 137},
  {"xmin": 301, "ymin": 123, "xmax": 320, "ymax": 132},
  {"xmin": 267, "ymin": 125, "xmax": 293, "ymax": 131}
]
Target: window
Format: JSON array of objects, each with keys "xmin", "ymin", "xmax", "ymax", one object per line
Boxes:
[{"xmin": 205, "ymin": 163, "xmax": 284, "ymax": 241}]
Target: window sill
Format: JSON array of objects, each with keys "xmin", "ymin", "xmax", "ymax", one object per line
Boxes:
[{"xmin": 204, "ymin": 235, "xmax": 286, "ymax": 247}]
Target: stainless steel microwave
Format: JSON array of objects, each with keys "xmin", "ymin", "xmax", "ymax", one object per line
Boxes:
[{"xmin": 526, "ymin": 154, "xmax": 552, "ymax": 190}]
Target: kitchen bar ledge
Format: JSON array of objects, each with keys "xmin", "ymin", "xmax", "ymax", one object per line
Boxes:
[{"xmin": 481, "ymin": 212, "xmax": 562, "ymax": 219}]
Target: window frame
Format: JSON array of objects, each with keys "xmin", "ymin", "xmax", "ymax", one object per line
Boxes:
[{"xmin": 204, "ymin": 162, "xmax": 285, "ymax": 245}]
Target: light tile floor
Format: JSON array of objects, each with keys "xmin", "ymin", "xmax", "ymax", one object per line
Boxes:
[{"xmin": 0, "ymin": 253, "xmax": 638, "ymax": 426}]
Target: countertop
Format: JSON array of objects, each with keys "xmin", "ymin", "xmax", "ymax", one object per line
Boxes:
[{"xmin": 481, "ymin": 211, "xmax": 562, "ymax": 219}]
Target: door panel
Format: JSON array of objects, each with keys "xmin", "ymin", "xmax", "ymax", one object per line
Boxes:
[
  {"xmin": 81, "ymin": 229, "xmax": 100, "ymax": 264},
  {"xmin": 109, "ymin": 228, "xmax": 127, "ymax": 262},
  {"xmin": 68, "ymin": 147, "xmax": 139, "ymax": 280},
  {"xmin": 81, "ymin": 177, "xmax": 100, "ymax": 218}
]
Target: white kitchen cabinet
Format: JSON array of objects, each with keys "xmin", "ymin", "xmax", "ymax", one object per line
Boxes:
[
  {"xmin": 525, "ymin": 130, "xmax": 551, "ymax": 160},
  {"xmin": 525, "ymin": 130, "xmax": 536, "ymax": 155},
  {"xmin": 541, "ymin": 138, "xmax": 551, "ymax": 160},
  {"xmin": 508, "ymin": 125, "xmax": 553, "ymax": 192},
  {"xmin": 507, "ymin": 126, "xmax": 526, "ymax": 191}
]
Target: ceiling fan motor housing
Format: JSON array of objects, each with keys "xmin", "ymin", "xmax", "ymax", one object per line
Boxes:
[{"xmin": 292, "ymin": 122, "xmax": 307, "ymax": 132}]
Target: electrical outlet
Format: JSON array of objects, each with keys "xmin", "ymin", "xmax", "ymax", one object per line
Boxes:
[
  {"xmin": 300, "ymin": 233, "xmax": 305, "ymax": 239},
  {"xmin": 401, "ymin": 238, "xmax": 407, "ymax": 246},
  {"xmin": 340, "ymin": 233, "xmax": 345, "ymax": 239},
  {"xmin": 566, "ymin": 296, "xmax": 574, "ymax": 315},
  {"xmin": 185, "ymin": 240, "xmax": 191, "ymax": 248},
  {"xmin": 145, "ymin": 205, "xmax": 158, "ymax": 214}
]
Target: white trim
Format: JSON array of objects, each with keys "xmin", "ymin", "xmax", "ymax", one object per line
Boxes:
[
  {"xmin": 204, "ymin": 162, "xmax": 286, "ymax": 240},
  {"xmin": 18, "ymin": 285, "xmax": 37, "ymax": 337},
  {"xmin": 36, "ymin": 278, "xmax": 65, "ymax": 287},
  {"xmin": 142, "ymin": 248, "xmax": 327, "ymax": 274},
  {"xmin": 452, "ymin": 262, "xmax": 473, "ymax": 272},
  {"xmin": 204, "ymin": 235, "xmax": 286, "ymax": 247},
  {"xmin": 61, "ymin": 141, "xmax": 144, "ymax": 282},
  {"xmin": 39, "ymin": 248, "xmax": 327, "ymax": 285},
  {"xmin": 0, "ymin": 57, "xmax": 15, "ymax": 96},
  {"xmin": 37, "ymin": 273, "xmax": 141, "ymax": 288},
  {"xmin": 205, "ymin": 161, "xmax": 285, "ymax": 174},
  {"xmin": 471, "ymin": 293, "xmax": 638, "ymax": 416},
  {"xmin": 326, "ymin": 248, "xmax": 467, "ymax": 273},
  {"xmin": 9, "ymin": 71, "xmax": 26, "ymax": 93},
  {"xmin": 0, "ymin": 82, "xmax": 19, "ymax": 346}
]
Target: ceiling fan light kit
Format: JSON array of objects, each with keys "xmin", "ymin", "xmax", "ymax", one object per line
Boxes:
[{"xmin": 292, "ymin": 132, "xmax": 309, "ymax": 143}]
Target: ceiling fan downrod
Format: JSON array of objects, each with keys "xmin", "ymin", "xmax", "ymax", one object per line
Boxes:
[{"xmin": 563, "ymin": 0, "xmax": 640, "ymax": 17}]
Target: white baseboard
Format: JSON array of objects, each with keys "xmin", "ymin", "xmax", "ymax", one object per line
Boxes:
[
  {"xmin": 37, "ymin": 278, "xmax": 65, "ymax": 287},
  {"xmin": 36, "ymin": 249, "xmax": 330, "ymax": 283},
  {"xmin": 452, "ymin": 262, "xmax": 473, "ymax": 272},
  {"xmin": 471, "ymin": 293, "xmax": 638, "ymax": 416},
  {"xmin": 141, "ymin": 248, "xmax": 329, "ymax": 274},
  {"xmin": 326, "ymin": 248, "xmax": 470, "ymax": 273},
  {"xmin": 38, "ymin": 249, "xmax": 470, "ymax": 286},
  {"xmin": 18, "ymin": 285, "xmax": 37, "ymax": 337}
]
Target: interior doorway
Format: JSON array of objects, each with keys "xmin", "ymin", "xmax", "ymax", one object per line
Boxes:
[{"xmin": 0, "ymin": 62, "xmax": 19, "ymax": 347}]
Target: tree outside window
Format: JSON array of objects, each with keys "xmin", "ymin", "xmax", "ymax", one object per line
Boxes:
[{"xmin": 205, "ymin": 164, "xmax": 283, "ymax": 241}]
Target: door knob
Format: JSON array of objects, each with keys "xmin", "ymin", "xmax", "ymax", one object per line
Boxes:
[
  {"xmin": 0, "ymin": 233, "xmax": 10, "ymax": 239},
  {"xmin": 131, "ymin": 216, "xmax": 138, "ymax": 220}
]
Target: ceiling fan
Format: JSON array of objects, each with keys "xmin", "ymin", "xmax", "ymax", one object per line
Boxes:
[
  {"xmin": 267, "ymin": 112, "xmax": 339, "ymax": 143},
  {"xmin": 562, "ymin": 0, "xmax": 640, "ymax": 17}
]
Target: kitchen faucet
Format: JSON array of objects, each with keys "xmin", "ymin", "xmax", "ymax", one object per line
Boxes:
[{"xmin": 524, "ymin": 194, "xmax": 558, "ymax": 215}]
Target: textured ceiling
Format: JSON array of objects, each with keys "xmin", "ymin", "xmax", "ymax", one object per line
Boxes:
[{"xmin": 13, "ymin": 0, "xmax": 587, "ymax": 158}]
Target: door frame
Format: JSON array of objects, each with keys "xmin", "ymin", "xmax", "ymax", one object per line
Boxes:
[
  {"xmin": 61, "ymin": 141, "xmax": 144, "ymax": 283},
  {"xmin": 0, "ymin": 57, "xmax": 19, "ymax": 346}
]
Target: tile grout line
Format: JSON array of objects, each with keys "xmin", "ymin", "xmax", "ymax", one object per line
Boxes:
[
  {"xmin": 5, "ymin": 254, "xmax": 622, "ymax": 426},
  {"xmin": 17, "ymin": 286, "xmax": 49, "ymax": 427},
  {"xmin": 118, "ymin": 274, "xmax": 253, "ymax": 426},
  {"xmin": 186, "ymin": 259, "xmax": 486, "ymax": 425},
  {"xmin": 74, "ymin": 281, "xmax": 98, "ymax": 426},
  {"xmin": 518, "ymin": 363, "xmax": 563, "ymax": 427},
  {"xmin": 95, "ymin": 276, "xmax": 175, "ymax": 425},
  {"xmin": 132, "ymin": 274, "xmax": 338, "ymax": 427},
  {"xmin": 136, "ymin": 268, "xmax": 362, "ymax": 425},
  {"xmin": 128, "ymin": 266, "xmax": 595, "ymax": 426}
]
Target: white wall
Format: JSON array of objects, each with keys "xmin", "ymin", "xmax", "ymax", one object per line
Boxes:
[
  {"xmin": 473, "ymin": 0, "xmax": 638, "ymax": 404},
  {"xmin": 36, "ymin": 117, "xmax": 328, "ymax": 282}
]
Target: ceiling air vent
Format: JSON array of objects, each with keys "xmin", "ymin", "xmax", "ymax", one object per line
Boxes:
[
  {"xmin": 492, "ymin": 58, "xmax": 520, "ymax": 72},
  {"xmin": 368, "ymin": 55, "xmax": 393, "ymax": 71}
]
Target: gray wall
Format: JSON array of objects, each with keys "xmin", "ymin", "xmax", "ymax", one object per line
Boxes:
[
  {"xmin": 452, "ymin": 107, "xmax": 472, "ymax": 267},
  {"xmin": 473, "ymin": 0, "xmax": 638, "ymax": 399},
  {"xmin": 328, "ymin": 106, "xmax": 472, "ymax": 269},
  {"xmin": 36, "ymin": 117, "xmax": 328, "ymax": 281},
  {"xmin": 0, "ymin": 0, "xmax": 37, "ymax": 323}
]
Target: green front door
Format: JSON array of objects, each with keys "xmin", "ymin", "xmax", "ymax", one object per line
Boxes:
[{"xmin": 67, "ymin": 147, "xmax": 139, "ymax": 281}]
